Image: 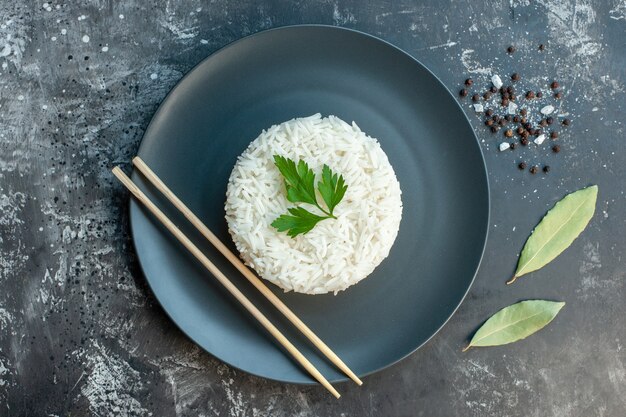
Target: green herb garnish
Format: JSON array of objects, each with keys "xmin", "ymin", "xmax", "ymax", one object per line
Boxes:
[{"xmin": 271, "ymin": 155, "xmax": 348, "ymax": 237}]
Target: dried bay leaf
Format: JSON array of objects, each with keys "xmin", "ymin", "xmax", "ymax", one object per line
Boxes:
[
  {"xmin": 463, "ymin": 300, "xmax": 565, "ymax": 351},
  {"xmin": 507, "ymin": 185, "xmax": 598, "ymax": 284}
]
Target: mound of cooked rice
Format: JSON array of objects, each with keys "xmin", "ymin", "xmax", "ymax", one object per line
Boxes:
[{"xmin": 225, "ymin": 114, "xmax": 403, "ymax": 295}]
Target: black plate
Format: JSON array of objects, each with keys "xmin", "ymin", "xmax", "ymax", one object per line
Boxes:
[{"xmin": 130, "ymin": 25, "xmax": 489, "ymax": 384}]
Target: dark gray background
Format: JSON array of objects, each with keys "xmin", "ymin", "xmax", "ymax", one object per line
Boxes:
[{"xmin": 0, "ymin": 1, "xmax": 624, "ymax": 416}]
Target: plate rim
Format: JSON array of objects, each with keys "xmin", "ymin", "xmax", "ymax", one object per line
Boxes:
[{"xmin": 128, "ymin": 24, "xmax": 490, "ymax": 384}]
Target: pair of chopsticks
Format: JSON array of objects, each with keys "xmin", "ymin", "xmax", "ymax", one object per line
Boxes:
[{"xmin": 112, "ymin": 157, "xmax": 362, "ymax": 398}]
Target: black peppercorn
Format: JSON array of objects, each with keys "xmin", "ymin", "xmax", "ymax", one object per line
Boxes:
[
  {"xmin": 555, "ymin": 92, "xmax": 562, "ymax": 99},
  {"xmin": 562, "ymin": 118, "xmax": 571, "ymax": 126},
  {"xmin": 491, "ymin": 126, "xmax": 499, "ymax": 133},
  {"xmin": 520, "ymin": 108, "xmax": 527, "ymax": 116},
  {"xmin": 513, "ymin": 115, "xmax": 520, "ymax": 123},
  {"xmin": 504, "ymin": 129, "xmax": 513, "ymax": 137},
  {"xmin": 510, "ymin": 94, "xmax": 516, "ymax": 100},
  {"xmin": 536, "ymin": 91, "xmax": 543, "ymax": 98},
  {"xmin": 485, "ymin": 119, "xmax": 494, "ymax": 127},
  {"xmin": 521, "ymin": 137, "xmax": 529, "ymax": 146},
  {"xmin": 510, "ymin": 142, "xmax": 518, "ymax": 149},
  {"xmin": 539, "ymin": 119, "xmax": 548, "ymax": 127},
  {"xmin": 490, "ymin": 85, "xmax": 498, "ymax": 93},
  {"xmin": 505, "ymin": 115, "xmax": 513, "ymax": 122},
  {"xmin": 517, "ymin": 126, "xmax": 525, "ymax": 135},
  {"xmin": 535, "ymin": 129, "xmax": 543, "ymax": 136},
  {"xmin": 465, "ymin": 78, "xmax": 473, "ymax": 86},
  {"xmin": 552, "ymin": 144, "xmax": 561, "ymax": 153},
  {"xmin": 507, "ymin": 45, "xmax": 516, "ymax": 53},
  {"xmin": 526, "ymin": 91, "xmax": 535, "ymax": 99},
  {"xmin": 506, "ymin": 86, "xmax": 514, "ymax": 94},
  {"xmin": 503, "ymin": 91, "xmax": 510, "ymax": 99},
  {"xmin": 519, "ymin": 161, "xmax": 527, "ymax": 170},
  {"xmin": 512, "ymin": 73, "xmax": 520, "ymax": 81},
  {"xmin": 550, "ymin": 131, "xmax": 558, "ymax": 139},
  {"xmin": 543, "ymin": 165, "xmax": 550, "ymax": 173},
  {"xmin": 521, "ymin": 131, "xmax": 530, "ymax": 139},
  {"xmin": 460, "ymin": 89, "xmax": 468, "ymax": 97},
  {"xmin": 530, "ymin": 166, "xmax": 538, "ymax": 174},
  {"xmin": 485, "ymin": 108, "xmax": 494, "ymax": 117},
  {"xmin": 502, "ymin": 98, "xmax": 509, "ymax": 106},
  {"xmin": 483, "ymin": 92, "xmax": 492, "ymax": 100},
  {"xmin": 550, "ymin": 81, "xmax": 559, "ymax": 89},
  {"xmin": 498, "ymin": 119, "xmax": 507, "ymax": 126},
  {"xmin": 472, "ymin": 94, "xmax": 480, "ymax": 102},
  {"xmin": 539, "ymin": 43, "xmax": 546, "ymax": 51},
  {"xmin": 546, "ymin": 117, "xmax": 554, "ymax": 125}
]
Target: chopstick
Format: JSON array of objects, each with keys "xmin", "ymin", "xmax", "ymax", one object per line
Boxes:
[
  {"xmin": 112, "ymin": 166, "xmax": 341, "ymax": 399},
  {"xmin": 132, "ymin": 157, "xmax": 363, "ymax": 386}
]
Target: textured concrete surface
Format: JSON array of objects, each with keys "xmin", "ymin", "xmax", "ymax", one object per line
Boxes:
[{"xmin": 0, "ymin": 1, "xmax": 624, "ymax": 416}]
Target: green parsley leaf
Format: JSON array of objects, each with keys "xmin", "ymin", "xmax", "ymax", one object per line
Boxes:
[
  {"xmin": 271, "ymin": 207, "xmax": 328, "ymax": 238},
  {"xmin": 273, "ymin": 155, "xmax": 317, "ymax": 206},
  {"xmin": 317, "ymin": 164, "xmax": 348, "ymax": 215},
  {"xmin": 271, "ymin": 156, "xmax": 349, "ymax": 237}
]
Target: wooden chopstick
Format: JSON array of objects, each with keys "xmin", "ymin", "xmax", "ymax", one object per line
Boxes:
[
  {"xmin": 132, "ymin": 156, "xmax": 363, "ymax": 386},
  {"xmin": 112, "ymin": 166, "xmax": 341, "ymax": 399}
]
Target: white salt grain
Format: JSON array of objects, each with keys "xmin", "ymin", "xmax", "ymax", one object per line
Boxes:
[
  {"xmin": 81, "ymin": 35, "xmax": 90, "ymax": 43},
  {"xmin": 507, "ymin": 102, "xmax": 518, "ymax": 114},
  {"xmin": 499, "ymin": 142, "xmax": 511, "ymax": 151},
  {"xmin": 534, "ymin": 134, "xmax": 546, "ymax": 145},
  {"xmin": 491, "ymin": 74, "xmax": 503, "ymax": 89},
  {"xmin": 473, "ymin": 103, "xmax": 484, "ymax": 112},
  {"xmin": 0, "ymin": 44, "xmax": 11, "ymax": 57},
  {"xmin": 540, "ymin": 105, "xmax": 554, "ymax": 115}
]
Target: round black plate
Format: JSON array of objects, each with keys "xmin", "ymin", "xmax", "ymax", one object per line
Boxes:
[{"xmin": 130, "ymin": 25, "xmax": 489, "ymax": 384}]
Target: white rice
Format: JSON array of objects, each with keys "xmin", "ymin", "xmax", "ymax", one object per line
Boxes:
[{"xmin": 225, "ymin": 114, "xmax": 403, "ymax": 295}]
